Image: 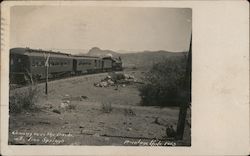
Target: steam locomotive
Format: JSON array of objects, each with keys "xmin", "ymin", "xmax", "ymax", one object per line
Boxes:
[{"xmin": 10, "ymin": 48, "xmax": 122, "ymax": 84}]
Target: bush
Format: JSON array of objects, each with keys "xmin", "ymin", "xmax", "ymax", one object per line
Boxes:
[
  {"xmin": 139, "ymin": 56, "xmax": 190, "ymax": 107},
  {"xmin": 9, "ymin": 84, "xmax": 39, "ymax": 113},
  {"xmin": 67, "ymin": 104, "xmax": 76, "ymax": 110},
  {"xmin": 101, "ymin": 102, "xmax": 112, "ymax": 113}
]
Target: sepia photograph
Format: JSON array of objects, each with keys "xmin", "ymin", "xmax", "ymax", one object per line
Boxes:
[
  {"xmin": 1, "ymin": 0, "xmax": 249, "ymax": 156},
  {"xmin": 8, "ymin": 6, "xmax": 192, "ymax": 146}
]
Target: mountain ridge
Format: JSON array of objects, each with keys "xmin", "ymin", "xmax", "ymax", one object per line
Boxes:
[{"xmin": 87, "ymin": 47, "xmax": 187, "ymax": 68}]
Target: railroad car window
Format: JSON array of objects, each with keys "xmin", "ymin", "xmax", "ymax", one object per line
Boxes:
[
  {"xmin": 38, "ymin": 61, "xmax": 42, "ymax": 66},
  {"xmin": 17, "ymin": 58, "xmax": 21, "ymax": 63},
  {"xmin": 95, "ymin": 60, "xmax": 97, "ymax": 67},
  {"xmin": 10, "ymin": 58, "xmax": 14, "ymax": 65}
]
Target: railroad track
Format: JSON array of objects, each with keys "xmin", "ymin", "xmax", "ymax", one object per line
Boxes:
[{"xmin": 9, "ymin": 71, "xmax": 123, "ymax": 90}]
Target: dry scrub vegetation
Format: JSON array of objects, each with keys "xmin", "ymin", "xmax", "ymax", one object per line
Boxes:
[
  {"xmin": 139, "ymin": 56, "xmax": 189, "ymax": 107},
  {"xmin": 9, "ymin": 84, "xmax": 39, "ymax": 113}
]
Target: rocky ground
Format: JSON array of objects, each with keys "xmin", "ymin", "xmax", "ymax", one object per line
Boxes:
[{"xmin": 9, "ymin": 69, "xmax": 191, "ymax": 146}]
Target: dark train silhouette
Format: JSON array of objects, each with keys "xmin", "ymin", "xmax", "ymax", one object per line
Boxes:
[{"xmin": 10, "ymin": 48, "xmax": 122, "ymax": 84}]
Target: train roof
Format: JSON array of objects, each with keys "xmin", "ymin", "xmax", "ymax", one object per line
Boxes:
[
  {"xmin": 10, "ymin": 48, "xmax": 122, "ymax": 62},
  {"xmin": 10, "ymin": 48, "xmax": 103, "ymax": 60},
  {"xmin": 10, "ymin": 48, "xmax": 73, "ymax": 58}
]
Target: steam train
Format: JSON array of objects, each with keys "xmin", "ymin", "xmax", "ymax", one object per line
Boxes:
[{"xmin": 10, "ymin": 48, "xmax": 122, "ymax": 84}]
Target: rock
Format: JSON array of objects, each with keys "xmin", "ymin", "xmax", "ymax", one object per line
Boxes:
[
  {"xmin": 94, "ymin": 72, "xmax": 137, "ymax": 88},
  {"xmin": 107, "ymin": 79, "xmax": 114, "ymax": 85},
  {"xmin": 81, "ymin": 95, "xmax": 88, "ymax": 99},
  {"xmin": 127, "ymin": 127, "xmax": 132, "ymax": 131},
  {"xmin": 39, "ymin": 121, "xmax": 50, "ymax": 124},
  {"xmin": 93, "ymin": 133, "xmax": 100, "ymax": 137},
  {"xmin": 79, "ymin": 125, "xmax": 84, "ymax": 128},
  {"xmin": 52, "ymin": 109, "xmax": 61, "ymax": 114},
  {"xmin": 124, "ymin": 74, "xmax": 135, "ymax": 80},
  {"xmin": 94, "ymin": 83, "xmax": 99, "ymax": 87},
  {"xmin": 60, "ymin": 102, "xmax": 69, "ymax": 109},
  {"xmin": 101, "ymin": 81, "xmax": 108, "ymax": 87},
  {"xmin": 154, "ymin": 117, "xmax": 167, "ymax": 126}
]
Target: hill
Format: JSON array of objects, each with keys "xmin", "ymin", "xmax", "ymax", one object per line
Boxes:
[
  {"xmin": 86, "ymin": 47, "xmax": 187, "ymax": 68},
  {"xmin": 88, "ymin": 47, "xmax": 120, "ymax": 57}
]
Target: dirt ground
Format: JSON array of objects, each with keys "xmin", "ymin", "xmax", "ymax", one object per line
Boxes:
[{"xmin": 9, "ymin": 69, "xmax": 191, "ymax": 146}]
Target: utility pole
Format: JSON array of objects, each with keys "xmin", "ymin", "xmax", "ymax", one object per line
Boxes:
[
  {"xmin": 176, "ymin": 34, "xmax": 192, "ymax": 140},
  {"xmin": 44, "ymin": 53, "xmax": 50, "ymax": 95}
]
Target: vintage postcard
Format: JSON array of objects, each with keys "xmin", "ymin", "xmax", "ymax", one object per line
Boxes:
[{"xmin": 1, "ymin": 1, "xmax": 249, "ymax": 156}]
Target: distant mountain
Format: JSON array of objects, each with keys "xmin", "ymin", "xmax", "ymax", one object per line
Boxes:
[
  {"xmin": 86, "ymin": 47, "xmax": 187, "ymax": 68},
  {"xmin": 87, "ymin": 47, "xmax": 120, "ymax": 57}
]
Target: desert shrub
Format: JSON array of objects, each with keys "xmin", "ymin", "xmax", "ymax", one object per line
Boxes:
[
  {"xmin": 124, "ymin": 107, "xmax": 136, "ymax": 116},
  {"xmin": 67, "ymin": 104, "xmax": 76, "ymax": 110},
  {"xmin": 139, "ymin": 55, "xmax": 190, "ymax": 107},
  {"xmin": 101, "ymin": 102, "xmax": 112, "ymax": 113},
  {"xmin": 9, "ymin": 84, "xmax": 39, "ymax": 113}
]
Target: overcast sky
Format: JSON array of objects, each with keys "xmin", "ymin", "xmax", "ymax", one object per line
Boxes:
[{"xmin": 10, "ymin": 6, "xmax": 191, "ymax": 53}]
